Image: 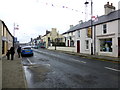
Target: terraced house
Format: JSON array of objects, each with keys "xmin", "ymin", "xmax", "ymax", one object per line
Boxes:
[
  {"xmin": 0, "ymin": 20, "xmax": 14, "ymax": 58},
  {"xmin": 63, "ymin": 2, "xmax": 120, "ymax": 57}
]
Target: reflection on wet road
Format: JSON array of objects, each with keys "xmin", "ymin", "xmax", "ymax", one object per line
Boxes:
[{"xmin": 22, "ymin": 48, "xmax": 119, "ymax": 88}]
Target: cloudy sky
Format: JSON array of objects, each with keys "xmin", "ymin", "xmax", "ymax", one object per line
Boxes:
[{"xmin": 0, "ymin": 0, "xmax": 119, "ymax": 43}]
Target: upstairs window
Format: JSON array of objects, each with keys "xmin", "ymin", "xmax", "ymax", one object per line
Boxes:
[
  {"xmin": 77, "ymin": 30, "xmax": 80, "ymax": 37},
  {"xmin": 103, "ymin": 24, "xmax": 107, "ymax": 34}
]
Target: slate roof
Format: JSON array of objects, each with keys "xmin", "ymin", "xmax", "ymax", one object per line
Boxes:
[{"xmin": 63, "ymin": 9, "xmax": 120, "ymax": 34}]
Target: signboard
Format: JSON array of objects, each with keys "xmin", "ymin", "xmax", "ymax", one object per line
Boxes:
[{"xmin": 87, "ymin": 28, "xmax": 91, "ymax": 38}]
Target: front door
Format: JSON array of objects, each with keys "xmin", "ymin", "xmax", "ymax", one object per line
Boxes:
[
  {"xmin": 77, "ymin": 40, "xmax": 80, "ymax": 53},
  {"xmin": 68, "ymin": 40, "xmax": 69, "ymax": 47},
  {"xmin": 118, "ymin": 38, "xmax": 120, "ymax": 56}
]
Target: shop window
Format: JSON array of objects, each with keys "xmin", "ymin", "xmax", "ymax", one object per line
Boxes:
[
  {"xmin": 100, "ymin": 38, "xmax": 112, "ymax": 52},
  {"xmin": 103, "ymin": 24, "xmax": 107, "ymax": 34},
  {"xmin": 85, "ymin": 40, "xmax": 89, "ymax": 49}
]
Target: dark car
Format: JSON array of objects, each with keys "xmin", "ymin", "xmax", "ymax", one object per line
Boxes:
[{"xmin": 21, "ymin": 46, "xmax": 33, "ymax": 57}]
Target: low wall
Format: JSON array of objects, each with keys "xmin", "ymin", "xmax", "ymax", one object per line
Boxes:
[{"xmin": 48, "ymin": 46, "xmax": 76, "ymax": 52}]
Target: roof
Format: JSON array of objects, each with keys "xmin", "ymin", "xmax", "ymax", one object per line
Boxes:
[
  {"xmin": 0, "ymin": 20, "xmax": 14, "ymax": 38},
  {"xmin": 63, "ymin": 9, "xmax": 120, "ymax": 34}
]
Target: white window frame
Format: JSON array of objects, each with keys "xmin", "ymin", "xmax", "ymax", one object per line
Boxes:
[
  {"xmin": 77, "ymin": 30, "xmax": 80, "ymax": 37},
  {"xmin": 103, "ymin": 24, "xmax": 107, "ymax": 34},
  {"xmin": 85, "ymin": 40, "xmax": 89, "ymax": 50}
]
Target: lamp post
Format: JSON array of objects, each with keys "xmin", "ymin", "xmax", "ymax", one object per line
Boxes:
[{"xmin": 85, "ymin": 0, "xmax": 93, "ymax": 55}]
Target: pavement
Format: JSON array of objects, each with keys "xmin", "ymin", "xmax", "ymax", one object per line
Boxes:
[
  {"xmin": 47, "ymin": 47, "xmax": 120, "ymax": 63},
  {"xmin": 2, "ymin": 53, "xmax": 27, "ymax": 89}
]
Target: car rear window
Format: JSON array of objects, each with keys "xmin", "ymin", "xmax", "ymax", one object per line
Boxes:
[{"xmin": 23, "ymin": 48, "xmax": 31, "ymax": 49}]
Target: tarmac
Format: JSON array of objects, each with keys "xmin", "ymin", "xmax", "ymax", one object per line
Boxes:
[{"xmin": 1, "ymin": 48, "xmax": 120, "ymax": 89}]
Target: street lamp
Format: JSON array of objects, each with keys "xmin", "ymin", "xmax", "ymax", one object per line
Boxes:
[{"xmin": 84, "ymin": 0, "xmax": 93, "ymax": 55}]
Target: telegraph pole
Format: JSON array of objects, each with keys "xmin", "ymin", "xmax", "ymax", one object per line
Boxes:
[
  {"xmin": 91, "ymin": 0, "xmax": 93, "ymax": 55},
  {"xmin": 84, "ymin": 0, "xmax": 93, "ymax": 55}
]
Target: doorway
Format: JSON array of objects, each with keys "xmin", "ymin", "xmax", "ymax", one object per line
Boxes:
[
  {"xmin": 118, "ymin": 38, "xmax": 120, "ymax": 56},
  {"xmin": 77, "ymin": 40, "xmax": 80, "ymax": 53}
]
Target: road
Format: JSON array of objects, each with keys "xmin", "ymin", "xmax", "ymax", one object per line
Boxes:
[{"xmin": 21, "ymin": 48, "xmax": 120, "ymax": 88}]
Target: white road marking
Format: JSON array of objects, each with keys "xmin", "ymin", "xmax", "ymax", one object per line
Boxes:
[
  {"xmin": 27, "ymin": 58, "xmax": 33, "ymax": 64},
  {"xmin": 71, "ymin": 59, "xmax": 86, "ymax": 64},
  {"xmin": 105, "ymin": 67, "xmax": 120, "ymax": 72}
]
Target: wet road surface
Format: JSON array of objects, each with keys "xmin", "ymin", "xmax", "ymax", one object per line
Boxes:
[{"xmin": 21, "ymin": 48, "xmax": 120, "ymax": 88}]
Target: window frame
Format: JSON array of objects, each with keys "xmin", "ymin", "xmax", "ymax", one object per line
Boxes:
[
  {"xmin": 103, "ymin": 24, "xmax": 107, "ymax": 34},
  {"xmin": 85, "ymin": 40, "xmax": 89, "ymax": 50}
]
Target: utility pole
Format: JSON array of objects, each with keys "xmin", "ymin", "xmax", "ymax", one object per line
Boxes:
[
  {"xmin": 91, "ymin": 0, "xmax": 93, "ymax": 55},
  {"xmin": 84, "ymin": 0, "xmax": 93, "ymax": 55}
]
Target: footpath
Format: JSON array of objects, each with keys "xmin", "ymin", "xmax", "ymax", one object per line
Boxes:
[
  {"xmin": 48, "ymin": 46, "xmax": 120, "ymax": 63},
  {"xmin": 2, "ymin": 54, "xmax": 27, "ymax": 89}
]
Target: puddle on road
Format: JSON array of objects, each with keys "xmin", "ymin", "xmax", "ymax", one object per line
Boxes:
[{"xmin": 23, "ymin": 64, "xmax": 51, "ymax": 88}]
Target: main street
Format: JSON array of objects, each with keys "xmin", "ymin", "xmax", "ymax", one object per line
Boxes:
[{"xmin": 21, "ymin": 48, "xmax": 119, "ymax": 88}]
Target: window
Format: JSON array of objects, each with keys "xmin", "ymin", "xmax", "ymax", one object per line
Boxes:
[
  {"xmin": 100, "ymin": 38, "xmax": 112, "ymax": 52},
  {"xmin": 78, "ymin": 30, "xmax": 80, "ymax": 37},
  {"xmin": 85, "ymin": 40, "xmax": 89, "ymax": 49},
  {"xmin": 103, "ymin": 24, "xmax": 107, "ymax": 34},
  {"xmin": 71, "ymin": 32, "xmax": 73, "ymax": 36}
]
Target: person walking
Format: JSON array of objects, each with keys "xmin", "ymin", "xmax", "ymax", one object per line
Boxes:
[
  {"xmin": 10, "ymin": 47, "xmax": 15, "ymax": 60},
  {"xmin": 6, "ymin": 50, "xmax": 10, "ymax": 60},
  {"xmin": 17, "ymin": 46, "xmax": 21, "ymax": 58}
]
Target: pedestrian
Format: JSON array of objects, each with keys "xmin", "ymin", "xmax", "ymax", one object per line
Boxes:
[
  {"xmin": 17, "ymin": 46, "xmax": 21, "ymax": 58},
  {"xmin": 10, "ymin": 47, "xmax": 15, "ymax": 60},
  {"xmin": 6, "ymin": 50, "xmax": 10, "ymax": 60}
]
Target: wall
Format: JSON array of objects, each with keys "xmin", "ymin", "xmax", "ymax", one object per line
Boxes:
[
  {"xmin": 118, "ymin": 19, "xmax": 120, "ymax": 37},
  {"xmin": 0, "ymin": 20, "xmax": 2, "ymax": 89},
  {"xmin": 0, "ymin": 21, "xmax": 2, "ymax": 60}
]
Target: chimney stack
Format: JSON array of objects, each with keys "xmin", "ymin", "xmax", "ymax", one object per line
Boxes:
[
  {"xmin": 70, "ymin": 25, "xmax": 73, "ymax": 28},
  {"xmin": 79, "ymin": 20, "xmax": 83, "ymax": 24},
  {"xmin": 104, "ymin": 2, "xmax": 115, "ymax": 15},
  {"xmin": 118, "ymin": 1, "xmax": 120, "ymax": 10}
]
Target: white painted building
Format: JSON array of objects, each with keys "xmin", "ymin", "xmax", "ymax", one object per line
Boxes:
[
  {"xmin": 63, "ymin": 2, "xmax": 120, "ymax": 57},
  {"xmin": 62, "ymin": 25, "xmax": 76, "ymax": 47}
]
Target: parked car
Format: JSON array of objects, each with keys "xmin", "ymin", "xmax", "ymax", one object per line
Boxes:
[{"xmin": 21, "ymin": 46, "xmax": 33, "ymax": 57}]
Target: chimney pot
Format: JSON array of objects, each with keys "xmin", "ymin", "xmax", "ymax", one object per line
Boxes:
[
  {"xmin": 111, "ymin": 3, "xmax": 113, "ymax": 6},
  {"xmin": 107, "ymin": 2, "xmax": 109, "ymax": 5}
]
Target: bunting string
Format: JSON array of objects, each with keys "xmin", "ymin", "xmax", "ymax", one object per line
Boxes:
[{"xmin": 35, "ymin": 0, "xmax": 91, "ymax": 15}]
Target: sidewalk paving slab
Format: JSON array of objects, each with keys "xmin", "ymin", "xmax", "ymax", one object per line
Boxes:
[{"xmin": 2, "ymin": 54, "xmax": 27, "ymax": 89}]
